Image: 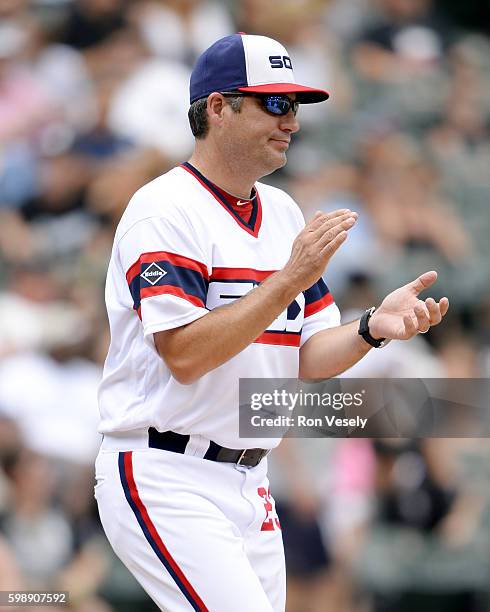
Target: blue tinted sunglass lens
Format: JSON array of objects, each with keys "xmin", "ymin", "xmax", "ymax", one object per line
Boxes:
[
  {"xmin": 266, "ymin": 97, "xmax": 288, "ymax": 115},
  {"xmin": 262, "ymin": 96, "xmax": 297, "ymax": 116}
]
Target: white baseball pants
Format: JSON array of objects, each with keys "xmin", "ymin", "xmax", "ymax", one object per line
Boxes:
[{"xmin": 95, "ymin": 436, "xmax": 286, "ymax": 611}]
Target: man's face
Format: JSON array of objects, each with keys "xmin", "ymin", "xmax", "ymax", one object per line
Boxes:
[{"xmin": 220, "ymin": 93, "xmax": 300, "ymax": 178}]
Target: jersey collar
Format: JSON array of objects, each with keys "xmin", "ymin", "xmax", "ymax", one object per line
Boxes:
[{"xmin": 180, "ymin": 162, "xmax": 262, "ymax": 238}]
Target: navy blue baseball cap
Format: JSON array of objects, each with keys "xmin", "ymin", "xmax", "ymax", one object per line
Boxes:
[{"xmin": 190, "ymin": 33, "xmax": 329, "ymax": 105}]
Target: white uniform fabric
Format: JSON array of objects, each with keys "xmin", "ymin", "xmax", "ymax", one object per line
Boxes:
[
  {"xmin": 98, "ymin": 163, "xmax": 340, "ymax": 449},
  {"xmin": 96, "ymin": 163, "xmax": 340, "ymax": 611},
  {"xmin": 96, "ymin": 439, "xmax": 285, "ymax": 612}
]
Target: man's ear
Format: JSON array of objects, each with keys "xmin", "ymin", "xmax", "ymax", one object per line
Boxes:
[{"xmin": 207, "ymin": 93, "xmax": 227, "ymax": 128}]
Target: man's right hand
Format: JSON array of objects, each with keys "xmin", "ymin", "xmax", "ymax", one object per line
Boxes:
[{"xmin": 281, "ymin": 209, "xmax": 358, "ymax": 292}]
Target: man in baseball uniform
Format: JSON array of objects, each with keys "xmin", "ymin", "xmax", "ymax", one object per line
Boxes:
[{"xmin": 95, "ymin": 33, "xmax": 449, "ymax": 611}]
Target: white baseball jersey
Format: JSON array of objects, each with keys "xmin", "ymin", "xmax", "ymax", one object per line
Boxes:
[{"xmin": 98, "ymin": 163, "xmax": 340, "ymax": 449}]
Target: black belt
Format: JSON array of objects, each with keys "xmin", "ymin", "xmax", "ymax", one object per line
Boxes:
[{"xmin": 148, "ymin": 428, "xmax": 270, "ymax": 468}]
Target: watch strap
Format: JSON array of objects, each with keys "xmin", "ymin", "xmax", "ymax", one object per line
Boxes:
[{"xmin": 358, "ymin": 307, "xmax": 386, "ymax": 348}]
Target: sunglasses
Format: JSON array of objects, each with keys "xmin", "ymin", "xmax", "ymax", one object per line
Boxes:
[{"xmin": 221, "ymin": 92, "xmax": 299, "ymax": 117}]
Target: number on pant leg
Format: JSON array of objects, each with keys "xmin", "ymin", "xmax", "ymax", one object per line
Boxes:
[{"xmin": 257, "ymin": 487, "xmax": 281, "ymax": 531}]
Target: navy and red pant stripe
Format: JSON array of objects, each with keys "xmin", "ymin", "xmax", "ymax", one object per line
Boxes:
[{"xmin": 118, "ymin": 451, "xmax": 208, "ymax": 611}]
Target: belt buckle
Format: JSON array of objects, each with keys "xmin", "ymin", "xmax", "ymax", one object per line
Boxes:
[
  {"xmin": 236, "ymin": 448, "xmax": 270, "ymax": 468},
  {"xmin": 236, "ymin": 449, "xmax": 250, "ymax": 467}
]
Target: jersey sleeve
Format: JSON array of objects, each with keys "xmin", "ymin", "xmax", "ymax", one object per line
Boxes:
[
  {"xmin": 300, "ymin": 278, "xmax": 341, "ymax": 346},
  {"xmin": 118, "ymin": 213, "xmax": 210, "ymax": 342}
]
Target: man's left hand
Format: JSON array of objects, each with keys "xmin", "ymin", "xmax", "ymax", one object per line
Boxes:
[{"xmin": 368, "ymin": 270, "xmax": 449, "ymax": 341}]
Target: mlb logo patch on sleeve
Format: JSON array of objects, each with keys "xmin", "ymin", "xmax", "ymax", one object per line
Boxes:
[{"xmin": 141, "ymin": 262, "xmax": 168, "ymax": 285}]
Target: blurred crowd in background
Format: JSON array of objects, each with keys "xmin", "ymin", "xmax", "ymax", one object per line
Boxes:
[{"xmin": 0, "ymin": 0, "xmax": 489, "ymax": 610}]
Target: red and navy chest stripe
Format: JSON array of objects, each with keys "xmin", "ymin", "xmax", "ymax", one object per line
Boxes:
[
  {"xmin": 126, "ymin": 253, "xmax": 334, "ymax": 345},
  {"xmin": 303, "ymin": 279, "xmax": 334, "ymax": 316},
  {"xmin": 180, "ymin": 162, "xmax": 262, "ymax": 237}
]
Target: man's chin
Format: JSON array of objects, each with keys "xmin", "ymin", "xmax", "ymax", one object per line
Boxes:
[{"xmin": 269, "ymin": 151, "xmax": 288, "ymax": 172}]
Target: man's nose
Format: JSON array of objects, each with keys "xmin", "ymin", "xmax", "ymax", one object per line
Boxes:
[{"xmin": 279, "ymin": 110, "xmax": 300, "ymax": 134}]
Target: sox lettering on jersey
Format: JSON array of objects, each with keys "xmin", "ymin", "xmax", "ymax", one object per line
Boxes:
[
  {"xmin": 206, "ymin": 281, "xmax": 305, "ymax": 333},
  {"xmin": 205, "ymin": 267, "xmax": 315, "ymax": 346}
]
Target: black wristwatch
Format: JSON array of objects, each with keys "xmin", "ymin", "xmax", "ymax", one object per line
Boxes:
[{"xmin": 358, "ymin": 306, "xmax": 386, "ymax": 348}]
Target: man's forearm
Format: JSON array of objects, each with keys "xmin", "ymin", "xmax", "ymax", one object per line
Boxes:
[
  {"xmin": 155, "ymin": 270, "xmax": 300, "ymax": 384},
  {"xmin": 299, "ymin": 320, "xmax": 372, "ymax": 380}
]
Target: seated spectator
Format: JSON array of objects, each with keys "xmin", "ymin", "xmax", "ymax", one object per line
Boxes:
[
  {"xmin": 0, "ymin": 448, "xmax": 111, "ymax": 611},
  {"xmin": 0, "ymin": 262, "xmax": 90, "ymax": 355},
  {"xmin": 288, "ymin": 163, "xmax": 383, "ymax": 292},
  {"xmin": 351, "ymin": 0, "xmax": 454, "ymax": 83},
  {"xmin": 60, "ymin": 0, "xmax": 128, "ymax": 52},
  {"xmin": 22, "ymin": 15, "xmax": 97, "ymax": 143},
  {"xmin": 351, "ymin": 438, "xmax": 488, "ymax": 612},
  {"xmin": 85, "ymin": 147, "xmax": 168, "ymax": 225},
  {"xmin": 360, "ymin": 131, "xmax": 472, "ymax": 265},
  {"xmin": 72, "ymin": 78, "xmax": 133, "ymax": 162},
  {"xmin": 1, "ymin": 449, "xmax": 74, "ymax": 587},
  {"xmin": 107, "ymin": 48, "xmax": 194, "ymax": 159},
  {"xmin": 0, "ymin": 21, "xmax": 60, "ymax": 145},
  {"xmin": 129, "ymin": 0, "xmax": 234, "ymax": 66},
  {"xmin": 15, "ymin": 152, "xmax": 98, "ymax": 260},
  {"xmin": 350, "ymin": 0, "xmax": 456, "ymax": 125},
  {"xmin": 426, "ymin": 40, "xmax": 490, "ymax": 192}
]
